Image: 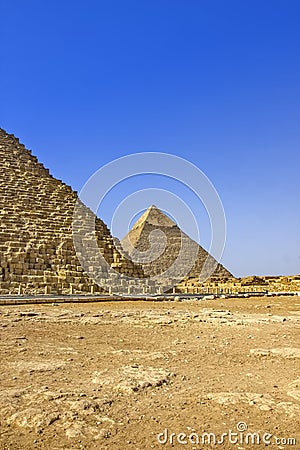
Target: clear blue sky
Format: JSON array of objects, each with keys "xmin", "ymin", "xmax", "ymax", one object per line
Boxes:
[{"xmin": 1, "ymin": 0, "xmax": 299, "ymax": 277}]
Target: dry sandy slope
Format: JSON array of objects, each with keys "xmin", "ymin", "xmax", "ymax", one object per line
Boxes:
[{"xmin": 0, "ymin": 296, "xmax": 299, "ymax": 449}]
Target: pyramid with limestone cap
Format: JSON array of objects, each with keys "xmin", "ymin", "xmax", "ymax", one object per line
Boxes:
[
  {"xmin": 0, "ymin": 128, "xmax": 145, "ymax": 295},
  {"xmin": 121, "ymin": 205, "xmax": 232, "ymax": 282},
  {"xmin": 132, "ymin": 205, "xmax": 176, "ymax": 229}
]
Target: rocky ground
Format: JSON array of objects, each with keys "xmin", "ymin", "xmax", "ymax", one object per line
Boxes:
[{"xmin": 0, "ymin": 296, "xmax": 299, "ymax": 449}]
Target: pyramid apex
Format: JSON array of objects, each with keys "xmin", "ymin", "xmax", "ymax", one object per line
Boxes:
[
  {"xmin": 146, "ymin": 204, "xmax": 160, "ymax": 212},
  {"xmin": 131, "ymin": 205, "xmax": 177, "ymax": 231}
]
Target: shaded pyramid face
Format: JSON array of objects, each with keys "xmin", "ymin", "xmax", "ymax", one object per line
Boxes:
[
  {"xmin": 0, "ymin": 129, "xmax": 144, "ymax": 295},
  {"xmin": 121, "ymin": 205, "xmax": 232, "ymax": 282}
]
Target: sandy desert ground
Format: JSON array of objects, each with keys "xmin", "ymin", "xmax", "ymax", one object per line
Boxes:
[{"xmin": 0, "ymin": 296, "xmax": 299, "ymax": 450}]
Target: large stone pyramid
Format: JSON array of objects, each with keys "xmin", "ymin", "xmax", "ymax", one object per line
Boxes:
[
  {"xmin": 0, "ymin": 128, "xmax": 144, "ymax": 295},
  {"xmin": 121, "ymin": 205, "xmax": 232, "ymax": 283}
]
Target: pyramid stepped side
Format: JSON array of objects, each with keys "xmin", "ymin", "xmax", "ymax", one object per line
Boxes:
[
  {"xmin": 121, "ymin": 206, "xmax": 232, "ymax": 282},
  {"xmin": 0, "ymin": 129, "xmax": 145, "ymax": 295}
]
